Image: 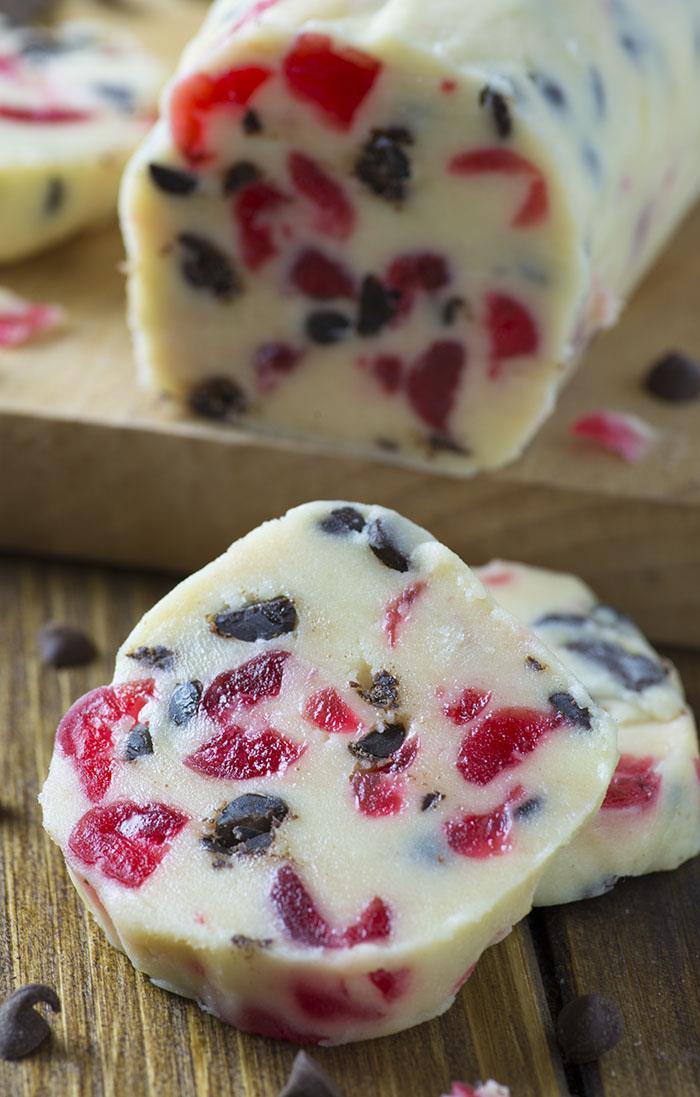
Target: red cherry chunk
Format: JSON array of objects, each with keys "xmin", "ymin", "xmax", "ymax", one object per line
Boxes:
[
  {"xmin": 304, "ymin": 687, "xmax": 362, "ymax": 734},
  {"xmin": 0, "ymin": 299, "xmax": 62, "ymax": 348},
  {"xmin": 170, "ymin": 66, "xmax": 272, "ymax": 162},
  {"xmin": 69, "ymin": 800, "xmax": 188, "ymax": 888},
  {"xmin": 283, "ymin": 33, "xmax": 382, "ymax": 130},
  {"xmin": 570, "ymin": 410, "xmax": 655, "ymax": 463},
  {"xmin": 288, "ymin": 152, "xmax": 356, "ymax": 239},
  {"xmin": 290, "ymin": 248, "xmax": 355, "ymax": 299},
  {"xmin": 384, "ymin": 581, "xmax": 426, "ymax": 648},
  {"xmin": 445, "ymin": 793, "xmax": 518, "ymax": 858},
  {"xmin": 369, "ymin": 967, "xmax": 411, "ymax": 1002},
  {"xmin": 449, "ymin": 147, "xmax": 549, "ymax": 228},
  {"xmin": 185, "ymin": 724, "xmax": 305, "ymax": 780},
  {"xmin": 351, "ymin": 771, "xmax": 405, "ymax": 817},
  {"xmin": 254, "ymin": 342, "xmax": 303, "ymax": 393},
  {"xmin": 386, "ymin": 252, "xmax": 450, "ymax": 319},
  {"xmin": 444, "ymin": 688, "xmax": 492, "ymax": 726},
  {"xmin": 0, "ymin": 105, "xmax": 94, "ymax": 124},
  {"xmin": 486, "ymin": 293, "xmax": 539, "ymax": 376},
  {"xmin": 271, "ymin": 864, "xmax": 391, "ymax": 948},
  {"xmin": 234, "ymin": 179, "xmax": 290, "ymax": 270},
  {"xmin": 203, "ymin": 650, "xmax": 290, "ymax": 725},
  {"xmin": 602, "ymin": 755, "xmax": 661, "ymax": 811},
  {"xmin": 293, "ymin": 980, "xmax": 382, "ymax": 1022},
  {"xmin": 237, "ymin": 1005, "xmax": 326, "ymax": 1045},
  {"xmin": 366, "ymin": 354, "xmax": 404, "ymax": 394},
  {"xmin": 457, "ymin": 707, "xmax": 557, "ymax": 786},
  {"xmin": 407, "ymin": 341, "xmax": 466, "ymax": 432}
]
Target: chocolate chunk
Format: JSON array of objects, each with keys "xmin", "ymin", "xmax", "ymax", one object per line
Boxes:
[
  {"xmin": 349, "ymin": 722, "xmax": 406, "ymax": 761},
  {"xmin": 169, "ymin": 680, "xmax": 203, "ymax": 726},
  {"xmin": 357, "ymin": 670, "xmax": 399, "ymax": 710},
  {"xmin": 242, "ymin": 109, "xmax": 263, "ymax": 134},
  {"xmin": 204, "ymin": 793, "xmax": 288, "ymax": 856},
  {"xmin": 442, "ymin": 296, "xmax": 466, "ymax": 325},
  {"xmin": 421, "ymin": 791, "xmax": 444, "ymax": 812},
  {"xmin": 556, "ymin": 994, "xmax": 624, "ymax": 1064},
  {"xmin": 189, "ymin": 376, "xmax": 248, "ymax": 421},
  {"xmin": 319, "ymin": 506, "xmax": 366, "ymax": 536},
  {"xmin": 94, "ymin": 83, "xmax": 135, "ymax": 112},
  {"xmin": 549, "ymin": 692, "xmax": 592, "ymax": 729},
  {"xmin": 126, "ymin": 645, "xmax": 175, "ymax": 670},
  {"xmin": 279, "ymin": 1051, "xmax": 345, "ymax": 1097},
  {"xmin": 208, "ymin": 596, "xmax": 297, "ymax": 642},
  {"xmin": 149, "ymin": 163, "xmax": 198, "ymax": 196},
  {"xmin": 0, "ymin": 985, "xmax": 60, "ymax": 1061},
  {"xmin": 124, "ymin": 724, "xmax": 153, "ymax": 761},
  {"xmin": 44, "ymin": 177, "xmax": 65, "ymax": 216},
  {"xmin": 354, "ymin": 128, "xmax": 413, "ymax": 203},
  {"xmin": 565, "ymin": 639, "xmax": 667, "ymax": 692},
  {"xmin": 526, "ymin": 655, "xmax": 546, "ymax": 672},
  {"xmin": 178, "ymin": 233, "xmax": 240, "ymax": 300},
  {"xmin": 305, "ymin": 310, "xmax": 351, "ymax": 345},
  {"xmin": 644, "ymin": 352, "xmax": 700, "ymax": 402},
  {"xmin": 231, "ymin": 934, "xmax": 273, "ymax": 950},
  {"xmin": 534, "ymin": 612, "xmax": 590, "ymax": 629},
  {"xmin": 357, "ymin": 275, "xmax": 399, "ymax": 336},
  {"xmin": 223, "ymin": 160, "xmax": 261, "ymax": 195},
  {"xmin": 516, "ymin": 796, "xmax": 543, "ymax": 819},
  {"xmin": 37, "ymin": 624, "xmax": 96, "ymax": 669},
  {"xmin": 367, "ymin": 519, "xmax": 410, "ymax": 572},
  {"xmin": 479, "ymin": 85, "xmax": 512, "ymax": 138},
  {"xmin": 427, "ymin": 434, "xmax": 470, "ymax": 455},
  {"xmin": 529, "ymin": 71, "xmax": 567, "ymax": 110}
]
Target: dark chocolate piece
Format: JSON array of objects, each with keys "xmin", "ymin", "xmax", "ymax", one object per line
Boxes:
[
  {"xmin": 529, "ymin": 71, "xmax": 567, "ymax": 110},
  {"xmin": 479, "ymin": 85, "xmax": 512, "ymax": 137},
  {"xmin": 278, "ymin": 1051, "xmax": 345, "ymax": 1097},
  {"xmin": 124, "ymin": 724, "xmax": 153, "ymax": 761},
  {"xmin": 37, "ymin": 624, "xmax": 96, "ymax": 669},
  {"xmin": 442, "ymin": 296, "xmax": 466, "ymax": 325},
  {"xmin": 222, "ymin": 161, "xmax": 261, "ymax": 195},
  {"xmin": 526, "ymin": 655, "xmax": 546, "ymax": 672},
  {"xmin": 644, "ymin": 352, "xmax": 700, "ymax": 402},
  {"xmin": 421, "ymin": 791, "xmax": 444, "ymax": 812},
  {"xmin": 556, "ymin": 994, "xmax": 624, "ymax": 1064},
  {"xmin": 208, "ymin": 597, "xmax": 297, "ymax": 642},
  {"xmin": 305, "ymin": 310, "xmax": 351, "ymax": 345},
  {"xmin": 242, "ymin": 109, "xmax": 262, "ymax": 134},
  {"xmin": 565, "ymin": 639, "xmax": 667, "ymax": 693},
  {"xmin": 169, "ymin": 680, "xmax": 203, "ymax": 726},
  {"xmin": 204, "ymin": 793, "xmax": 288, "ymax": 856},
  {"xmin": 189, "ymin": 377, "xmax": 248, "ymax": 421},
  {"xmin": 178, "ymin": 233, "xmax": 240, "ymax": 300},
  {"xmin": 516, "ymin": 796, "xmax": 543, "ymax": 819},
  {"xmin": 318, "ymin": 507, "xmax": 366, "ymax": 536},
  {"xmin": 367, "ymin": 519, "xmax": 410, "ymax": 572},
  {"xmin": 94, "ymin": 82, "xmax": 135, "ymax": 112},
  {"xmin": 0, "ymin": 985, "xmax": 60, "ymax": 1061},
  {"xmin": 357, "ymin": 275, "xmax": 399, "ymax": 336},
  {"xmin": 44, "ymin": 177, "xmax": 65, "ymax": 216},
  {"xmin": 534, "ymin": 612, "xmax": 590, "ymax": 628},
  {"xmin": 354, "ymin": 128, "xmax": 413, "ymax": 203},
  {"xmin": 126, "ymin": 645, "xmax": 174, "ymax": 671},
  {"xmin": 549, "ymin": 692, "xmax": 592, "ymax": 729},
  {"xmin": 356, "ymin": 670, "xmax": 399, "ymax": 710},
  {"xmin": 349, "ymin": 722, "xmax": 406, "ymax": 761},
  {"xmin": 149, "ymin": 163, "xmax": 198, "ymax": 196}
]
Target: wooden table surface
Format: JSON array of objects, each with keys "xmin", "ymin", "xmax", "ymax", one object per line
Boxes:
[{"xmin": 0, "ymin": 554, "xmax": 698, "ymax": 1097}]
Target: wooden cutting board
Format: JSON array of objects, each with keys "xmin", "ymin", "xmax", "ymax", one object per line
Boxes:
[{"xmin": 1, "ymin": 0, "xmax": 700, "ymax": 650}]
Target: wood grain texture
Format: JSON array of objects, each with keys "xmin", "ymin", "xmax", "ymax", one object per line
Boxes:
[{"xmin": 0, "ymin": 555, "xmax": 698, "ymax": 1097}]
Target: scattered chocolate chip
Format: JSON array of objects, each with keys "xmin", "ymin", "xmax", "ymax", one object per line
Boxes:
[
  {"xmin": 565, "ymin": 639, "xmax": 667, "ymax": 692},
  {"xmin": 178, "ymin": 233, "xmax": 240, "ymax": 300},
  {"xmin": 582, "ymin": 143, "xmax": 601, "ymax": 180},
  {"xmin": 126, "ymin": 645, "xmax": 174, "ymax": 671},
  {"xmin": 44, "ymin": 177, "xmax": 65, "ymax": 216},
  {"xmin": 421, "ymin": 791, "xmax": 444, "ymax": 812},
  {"xmin": 375, "ymin": 437, "xmax": 400, "ymax": 451},
  {"xmin": 549, "ymin": 692, "xmax": 592, "ymax": 729},
  {"xmin": 222, "ymin": 160, "xmax": 261, "ymax": 195},
  {"xmin": 367, "ymin": 519, "xmax": 410, "ymax": 572},
  {"xmin": 94, "ymin": 83, "xmax": 135, "ymax": 111},
  {"xmin": 208, "ymin": 597, "xmax": 297, "ymax": 642},
  {"xmin": 427, "ymin": 434, "xmax": 470, "ymax": 455},
  {"xmin": 279, "ymin": 1051, "xmax": 345, "ymax": 1097},
  {"xmin": 620, "ymin": 32, "xmax": 643, "ymax": 58},
  {"xmin": 556, "ymin": 994, "xmax": 624, "ymax": 1064},
  {"xmin": 149, "ymin": 163, "xmax": 198, "ymax": 196},
  {"xmin": 124, "ymin": 724, "xmax": 153, "ymax": 761},
  {"xmin": 356, "ymin": 670, "xmax": 399, "ymax": 710},
  {"xmin": 590, "ymin": 66, "xmax": 607, "ymax": 118},
  {"xmin": 189, "ymin": 376, "xmax": 248, "ymax": 421},
  {"xmin": 318, "ymin": 507, "xmax": 366, "ymax": 536},
  {"xmin": 242, "ymin": 109, "xmax": 263, "ymax": 134},
  {"xmin": 37, "ymin": 624, "xmax": 97, "ymax": 669},
  {"xmin": 516, "ymin": 796, "xmax": 543, "ymax": 819},
  {"xmin": 529, "ymin": 71, "xmax": 567, "ymax": 109},
  {"xmin": 534, "ymin": 612, "xmax": 590, "ymax": 628},
  {"xmin": 305, "ymin": 310, "xmax": 351, "ymax": 345},
  {"xmin": 479, "ymin": 85, "xmax": 512, "ymax": 138},
  {"xmin": 350, "ymin": 722, "xmax": 406, "ymax": 761},
  {"xmin": 231, "ymin": 934, "xmax": 273, "ymax": 950},
  {"xmin": 0, "ymin": 984, "xmax": 60, "ymax": 1061},
  {"xmin": 169, "ymin": 680, "xmax": 203, "ymax": 726},
  {"xmin": 526, "ymin": 655, "xmax": 546, "ymax": 672},
  {"xmin": 203, "ymin": 793, "xmax": 288, "ymax": 856},
  {"xmin": 644, "ymin": 351, "xmax": 700, "ymax": 402},
  {"xmin": 354, "ymin": 128, "xmax": 412, "ymax": 203},
  {"xmin": 356, "ymin": 275, "xmax": 399, "ymax": 336},
  {"xmin": 442, "ymin": 296, "xmax": 466, "ymax": 325}
]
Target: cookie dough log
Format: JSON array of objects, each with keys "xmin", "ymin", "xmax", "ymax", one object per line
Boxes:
[
  {"xmin": 40, "ymin": 503, "xmax": 616, "ymax": 1046},
  {"xmin": 0, "ymin": 20, "xmax": 164, "ymax": 264},
  {"xmin": 479, "ymin": 562, "xmax": 700, "ymax": 906},
  {"xmin": 121, "ymin": 0, "xmax": 700, "ymax": 474}
]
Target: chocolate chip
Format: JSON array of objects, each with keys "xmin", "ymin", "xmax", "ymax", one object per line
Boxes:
[
  {"xmin": 279, "ymin": 1051, "xmax": 345, "ymax": 1097},
  {"xmin": 367, "ymin": 519, "xmax": 410, "ymax": 572},
  {"xmin": 44, "ymin": 177, "xmax": 65, "ymax": 216},
  {"xmin": 0, "ymin": 985, "xmax": 60, "ymax": 1061},
  {"xmin": 203, "ymin": 793, "xmax": 288, "ymax": 856},
  {"xmin": 442, "ymin": 296, "xmax": 466, "ymax": 325},
  {"xmin": 37, "ymin": 624, "xmax": 97, "ymax": 669},
  {"xmin": 516, "ymin": 796, "xmax": 543, "ymax": 819},
  {"xmin": 526, "ymin": 655, "xmax": 546, "ymax": 672},
  {"xmin": 556, "ymin": 994, "xmax": 624, "ymax": 1064},
  {"xmin": 427, "ymin": 434, "xmax": 470, "ymax": 455},
  {"xmin": 356, "ymin": 275, "xmax": 399, "ymax": 336},
  {"xmin": 590, "ymin": 66, "xmax": 607, "ymax": 118},
  {"xmin": 479, "ymin": 86, "xmax": 512, "ymax": 138},
  {"xmin": 354, "ymin": 128, "xmax": 412, "ymax": 203},
  {"xmin": 126, "ymin": 645, "xmax": 174, "ymax": 670},
  {"xmin": 95, "ymin": 83, "xmax": 135, "ymax": 111},
  {"xmin": 421, "ymin": 791, "xmax": 444, "ymax": 812},
  {"xmin": 169, "ymin": 680, "xmax": 203, "ymax": 726},
  {"xmin": 644, "ymin": 352, "xmax": 700, "ymax": 402},
  {"xmin": 149, "ymin": 163, "xmax": 198, "ymax": 196},
  {"xmin": 318, "ymin": 507, "xmax": 366, "ymax": 536},
  {"xmin": 222, "ymin": 160, "xmax": 261, "ymax": 195},
  {"xmin": 178, "ymin": 233, "xmax": 240, "ymax": 300},
  {"xmin": 549, "ymin": 692, "xmax": 592, "ymax": 729},
  {"xmin": 529, "ymin": 71, "xmax": 567, "ymax": 110},
  {"xmin": 305, "ymin": 310, "xmax": 351, "ymax": 345},
  {"xmin": 208, "ymin": 597, "xmax": 297, "ymax": 642},
  {"xmin": 356, "ymin": 670, "xmax": 399, "ymax": 710},
  {"xmin": 565, "ymin": 639, "xmax": 667, "ymax": 692},
  {"xmin": 124, "ymin": 724, "xmax": 153, "ymax": 761},
  {"xmin": 534, "ymin": 612, "xmax": 590, "ymax": 628},
  {"xmin": 242, "ymin": 109, "xmax": 263, "ymax": 134},
  {"xmin": 189, "ymin": 376, "xmax": 248, "ymax": 421},
  {"xmin": 231, "ymin": 934, "xmax": 273, "ymax": 950},
  {"xmin": 350, "ymin": 722, "xmax": 406, "ymax": 761}
]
